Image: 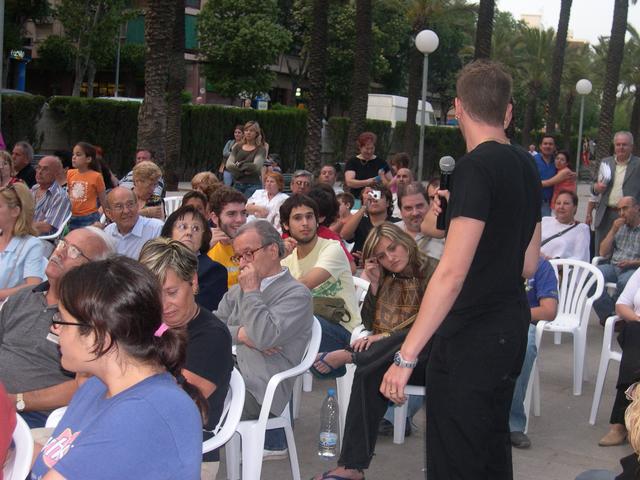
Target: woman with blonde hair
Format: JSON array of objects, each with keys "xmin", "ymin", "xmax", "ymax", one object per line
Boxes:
[
  {"xmin": 225, "ymin": 120, "xmax": 267, "ymax": 197},
  {"xmin": 0, "ymin": 151, "xmax": 22, "ymax": 188},
  {"xmin": 0, "ymin": 183, "xmax": 45, "ymax": 300},
  {"xmin": 132, "ymin": 160, "xmax": 165, "ymax": 220},
  {"xmin": 246, "ymin": 171, "xmax": 288, "ymax": 232}
]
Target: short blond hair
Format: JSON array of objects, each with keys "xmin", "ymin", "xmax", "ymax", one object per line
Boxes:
[
  {"xmin": 138, "ymin": 237, "xmax": 197, "ymax": 285},
  {"xmin": 132, "ymin": 160, "xmax": 162, "ymax": 184},
  {"xmin": 1, "ymin": 183, "xmax": 36, "ymax": 236},
  {"xmin": 191, "ymin": 171, "xmax": 220, "ymax": 198}
]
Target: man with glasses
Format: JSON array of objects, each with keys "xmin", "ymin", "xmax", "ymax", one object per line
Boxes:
[
  {"xmin": 0, "ymin": 227, "xmax": 114, "ymax": 427},
  {"xmin": 103, "ymin": 187, "xmax": 163, "ymax": 259},
  {"xmin": 290, "ymin": 170, "xmax": 313, "ymax": 195},
  {"xmin": 215, "ymin": 220, "xmax": 313, "ymax": 459}
]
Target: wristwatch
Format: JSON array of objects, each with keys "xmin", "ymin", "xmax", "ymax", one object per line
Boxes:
[
  {"xmin": 16, "ymin": 393, "xmax": 25, "ymax": 412},
  {"xmin": 393, "ymin": 351, "xmax": 418, "ymax": 369}
]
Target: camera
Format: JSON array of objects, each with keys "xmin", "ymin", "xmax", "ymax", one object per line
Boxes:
[{"xmin": 368, "ymin": 190, "xmax": 381, "ymax": 200}]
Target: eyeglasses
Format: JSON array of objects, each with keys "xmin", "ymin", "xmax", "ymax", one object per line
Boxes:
[
  {"xmin": 55, "ymin": 238, "xmax": 92, "ymax": 261},
  {"xmin": 51, "ymin": 311, "xmax": 86, "ymax": 329},
  {"xmin": 175, "ymin": 223, "xmax": 202, "ymax": 233},
  {"xmin": 109, "ymin": 201, "xmax": 136, "ymax": 213},
  {"xmin": 294, "ymin": 181, "xmax": 310, "ymax": 187},
  {"xmin": 230, "ymin": 244, "xmax": 270, "ymax": 264}
]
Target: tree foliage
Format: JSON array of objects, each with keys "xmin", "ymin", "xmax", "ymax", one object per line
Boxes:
[
  {"xmin": 34, "ymin": 35, "xmax": 76, "ymax": 72},
  {"xmin": 198, "ymin": 0, "xmax": 291, "ymax": 98}
]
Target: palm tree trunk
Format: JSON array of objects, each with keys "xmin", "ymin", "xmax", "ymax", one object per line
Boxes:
[
  {"xmin": 595, "ymin": 0, "xmax": 629, "ymax": 167},
  {"xmin": 303, "ymin": 0, "xmax": 329, "ymax": 175},
  {"xmin": 522, "ymin": 83, "xmax": 540, "ymax": 147},
  {"xmin": 561, "ymin": 91, "xmax": 575, "ymax": 151},
  {"xmin": 545, "ymin": 0, "xmax": 572, "ymax": 134},
  {"xmin": 474, "ymin": 0, "xmax": 495, "ymax": 59},
  {"xmin": 631, "ymin": 84, "xmax": 640, "ymax": 156},
  {"xmin": 403, "ymin": 32, "xmax": 422, "ymax": 162},
  {"xmin": 344, "ymin": 0, "xmax": 373, "ymax": 161}
]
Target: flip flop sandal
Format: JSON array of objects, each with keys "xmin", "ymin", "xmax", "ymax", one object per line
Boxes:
[
  {"xmin": 310, "ymin": 351, "xmax": 346, "ymax": 379},
  {"xmin": 311, "ymin": 470, "xmax": 366, "ymax": 480}
]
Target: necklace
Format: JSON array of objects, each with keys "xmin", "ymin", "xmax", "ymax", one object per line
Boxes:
[{"xmin": 479, "ymin": 137, "xmax": 509, "ymax": 145}]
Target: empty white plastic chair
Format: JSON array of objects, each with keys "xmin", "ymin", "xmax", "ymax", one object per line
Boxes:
[
  {"xmin": 163, "ymin": 196, "xmax": 183, "ymax": 216},
  {"xmin": 3, "ymin": 414, "xmax": 34, "ymax": 480},
  {"xmin": 203, "ymin": 368, "xmax": 245, "ymax": 453},
  {"xmin": 226, "ymin": 317, "xmax": 322, "ymax": 480},
  {"xmin": 589, "ymin": 315, "xmax": 623, "ymax": 425}
]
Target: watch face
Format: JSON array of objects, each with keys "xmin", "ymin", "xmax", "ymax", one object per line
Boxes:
[
  {"xmin": 393, "ymin": 351, "xmax": 401, "ymax": 366},
  {"xmin": 16, "ymin": 400, "xmax": 25, "ymax": 411}
]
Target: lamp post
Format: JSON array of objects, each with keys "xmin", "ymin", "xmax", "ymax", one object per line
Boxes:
[
  {"xmin": 575, "ymin": 78, "xmax": 592, "ymax": 180},
  {"xmin": 415, "ymin": 29, "xmax": 438, "ymax": 181}
]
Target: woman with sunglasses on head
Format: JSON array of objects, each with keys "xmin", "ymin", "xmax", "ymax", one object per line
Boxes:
[
  {"xmin": 31, "ymin": 256, "xmax": 204, "ymax": 480},
  {"xmin": 0, "ymin": 151, "xmax": 23, "ymax": 188},
  {"xmin": 0, "ymin": 183, "xmax": 44, "ymax": 301},
  {"xmin": 160, "ymin": 205, "xmax": 228, "ymax": 311},
  {"xmin": 139, "ymin": 238, "xmax": 233, "ymax": 478},
  {"xmin": 225, "ymin": 120, "xmax": 267, "ymax": 198}
]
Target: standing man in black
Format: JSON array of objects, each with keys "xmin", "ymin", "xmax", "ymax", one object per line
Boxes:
[{"xmin": 381, "ymin": 60, "xmax": 541, "ymax": 479}]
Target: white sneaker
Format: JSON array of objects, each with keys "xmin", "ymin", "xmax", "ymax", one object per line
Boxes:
[{"xmin": 262, "ymin": 448, "xmax": 288, "ymax": 461}]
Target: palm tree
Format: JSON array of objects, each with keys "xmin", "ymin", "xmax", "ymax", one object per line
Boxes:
[
  {"xmin": 474, "ymin": 0, "xmax": 495, "ymax": 59},
  {"xmin": 303, "ymin": 0, "xmax": 329, "ymax": 175},
  {"xmin": 618, "ymin": 26, "xmax": 640, "ymax": 155},
  {"xmin": 545, "ymin": 0, "xmax": 573, "ymax": 134},
  {"xmin": 343, "ymin": 0, "xmax": 373, "ymax": 161},
  {"xmin": 594, "ymin": 0, "xmax": 636, "ymax": 166}
]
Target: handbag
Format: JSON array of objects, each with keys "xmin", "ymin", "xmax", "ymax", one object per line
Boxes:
[{"xmin": 312, "ymin": 296, "xmax": 351, "ymax": 325}]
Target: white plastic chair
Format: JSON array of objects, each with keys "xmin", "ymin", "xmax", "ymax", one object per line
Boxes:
[
  {"xmin": 591, "ymin": 256, "xmax": 617, "ymax": 295},
  {"xmin": 203, "ymin": 368, "xmax": 245, "ymax": 453},
  {"xmin": 163, "ymin": 196, "xmax": 182, "ymax": 216},
  {"xmin": 3, "ymin": 414, "xmax": 34, "ymax": 480},
  {"xmin": 39, "ymin": 211, "xmax": 71, "ymax": 242},
  {"xmin": 225, "ymin": 317, "xmax": 321, "ymax": 480},
  {"xmin": 45, "ymin": 406, "xmax": 67, "ymax": 428},
  {"xmin": 533, "ymin": 259, "xmax": 604, "ymax": 398},
  {"xmin": 589, "ymin": 315, "xmax": 623, "ymax": 425}
]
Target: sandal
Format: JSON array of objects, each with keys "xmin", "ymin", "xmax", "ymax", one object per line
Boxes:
[
  {"xmin": 311, "ymin": 352, "xmax": 346, "ymax": 379},
  {"xmin": 311, "ymin": 469, "xmax": 365, "ymax": 480}
]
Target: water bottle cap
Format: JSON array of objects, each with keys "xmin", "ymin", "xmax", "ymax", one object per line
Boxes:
[{"xmin": 327, "ymin": 388, "xmax": 336, "ymax": 396}]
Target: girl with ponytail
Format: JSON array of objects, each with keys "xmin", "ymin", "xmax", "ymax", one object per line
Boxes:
[{"xmin": 31, "ymin": 256, "xmax": 203, "ymax": 480}]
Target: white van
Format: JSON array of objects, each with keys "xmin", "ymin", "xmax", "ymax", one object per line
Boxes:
[{"xmin": 366, "ymin": 94, "xmax": 436, "ymax": 127}]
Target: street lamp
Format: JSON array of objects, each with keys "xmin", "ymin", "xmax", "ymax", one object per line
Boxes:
[
  {"xmin": 415, "ymin": 29, "xmax": 438, "ymax": 181},
  {"xmin": 575, "ymin": 78, "xmax": 592, "ymax": 180}
]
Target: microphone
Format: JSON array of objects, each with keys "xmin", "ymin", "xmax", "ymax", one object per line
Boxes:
[{"xmin": 436, "ymin": 156, "xmax": 455, "ymax": 230}]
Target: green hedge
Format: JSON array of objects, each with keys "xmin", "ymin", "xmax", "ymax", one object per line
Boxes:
[
  {"xmin": 327, "ymin": 117, "xmax": 394, "ymax": 164},
  {"xmin": 48, "ymin": 97, "xmax": 308, "ymax": 178},
  {"xmin": 2, "ymin": 95, "xmax": 47, "ymax": 149}
]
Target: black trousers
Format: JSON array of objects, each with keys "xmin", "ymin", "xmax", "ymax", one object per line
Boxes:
[
  {"xmin": 610, "ymin": 321, "xmax": 640, "ymax": 425},
  {"xmin": 426, "ymin": 309, "xmax": 528, "ymax": 480}
]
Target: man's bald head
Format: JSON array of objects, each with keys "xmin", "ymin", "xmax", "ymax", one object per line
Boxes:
[{"xmin": 36, "ymin": 156, "xmax": 63, "ymax": 188}]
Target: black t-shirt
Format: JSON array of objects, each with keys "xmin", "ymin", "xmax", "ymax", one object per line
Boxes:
[
  {"xmin": 196, "ymin": 255, "xmax": 228, "ymax": 311},
  {"xmin": 186, "ymin": 307, "xmax": 233, "ymax": 461},
  {"xmin": 16, "ymin": 164, "xmax": 36, "ymax": 188},
  {"xmin": 344, "ymin": 156, "xmax": 390, "ymax": 199},
  {"xmin": 438, "ymin": 141, "xmax": 541, "ymax": 336}
]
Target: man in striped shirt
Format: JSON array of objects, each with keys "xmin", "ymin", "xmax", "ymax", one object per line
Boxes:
[{"xmin": 32, "ymin": 156, "xmax": 71, "ymax": 238}]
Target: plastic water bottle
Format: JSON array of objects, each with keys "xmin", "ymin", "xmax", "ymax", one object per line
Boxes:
[{"xmin": 318, "ymin": 388, "xmax": 339, "ymax": 458}]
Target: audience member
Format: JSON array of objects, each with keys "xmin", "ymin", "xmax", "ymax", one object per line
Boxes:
[
  {"xmin": 94, "ymin": 145, "xmax": 119, "ymax": 190},
  {"xmin": 344, "ymin": 132, "xmax": 392, "ymax": 199},
  {"xmin": 541, "ymin": 190, "xmax": 590, "ymax": 262},
  {"xmin": 31, "ymin": 155, "xmax": 71, "ymax": 237},
  {"xmin": 594, "ymin": 196, "xmax": 640, "ymax": 324},
  {"xmin": 181, "ymin": 189, "xmax": 209, "ymax": 218},
  {"xmin": 388, "ymin": 152, "xmax": 411, "ymax": 194},
  {"xmin": 191, "ymin": 171, "xmax": 220, "ymax": 200},
  {"xmin": 550, "ymin": 150, "xmax": 577, "ymax": 209},
  {"xmin": 53, "ymin": 149, "xmax": 72, "ymax": 190},
  {"xmin": 132, "ymin": 160, "xmax": 165, "ymax": 220},
  {"xmin": 0, "ymin": 381, "xmax": 15, "ymax": 476},
  {"xmin": 0, "ymin": 150, "xmax": 22, "ymax": 188},
  {"xmin": 394, "ymin": 182, "xmax": 432, "ymax": 257},
  {"xmin": 528, "ymin": 144, "xmax": 538, "ymax": 156},
  {"xmin": 31, "ymin": 257, "xmax": 203, "ymax": 479},
  {"xmin": 0, "ymin": 183, "xmax": 44, "ymax": 301},
  {"xmin": 226, "ymin": 120, "xmax": 267, "ymax": 197},
  {"xmin": 509, "ymin": 257, "xmax": 558, "ymax": 449},
  {"xmin": 319, "ymin": 164, "xmax": 343, "ymax": 194},
  {"xmin": 119, "ymin": 149, "xmax": 165, "ymax": 197},
  {"xmin": 11, "ymin": 141, "xmax": 36, "ymax": 188},
  {"xmin": 391, "ymin": 167, "xmax": 414, "ymax": 217},
  {"xmin": 331, "ymin": 192, "xmax": 355, "ymax": 236},
  {"xmin": 207, "ymin": 186, "xmax": 247, "ymax": 288},
  {"xmin": 103, "ymin": 187, "xmax": 163, "ymax": 259},
  {"xmin": 221, "ymin": 125, "xmax": 244, "ymax": 185},
  {"xmin": 139, "ymin": 239, "xmax": 233, "ymax": 474},
  {"xmin": 215, "ymin": 220, "xmax": 313, "ymax": 458},
  {"xmin": 311, "ymin": 223, "xmax": 434, "ymax": 480},
  {"xmin": 290, "ymin": 169, "xmax": 313, "ymax": 195},
  {"xmin": 246, "ymin": 171, "xmax": 289, "ymax": 232},
  {"xmin": 0, "ymin": 227, "xmax": 113, "ymax": 428},
  {"xmin": 67, "ymin": 142, "xmax": 107, "ymax": 230},
  {"xmin": 592, "ymin": 132, "xmax": 640, "ymax": 251},
  {"xmin": 161, "ymin": 205, "xmax": 228, "ymax": 311}
]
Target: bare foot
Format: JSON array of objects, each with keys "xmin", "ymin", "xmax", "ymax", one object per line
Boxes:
[
  {"xmin": 312, "ymin": 467, "xmax": 365, "ymax": 480},
  {"xmin": 313, "ymin": 350, "xmax": 351, "ymax": 374}
]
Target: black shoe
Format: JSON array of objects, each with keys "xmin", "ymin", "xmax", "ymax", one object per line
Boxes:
[
  {"xmin": 378, "ymin": 418, "xmax": 411, "ymax": 438},
  {"xmin": 510, "ymin": 431, "xmax": 531, "ymax": 449}
]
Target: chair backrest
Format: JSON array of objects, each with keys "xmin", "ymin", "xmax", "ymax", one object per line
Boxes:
[
  {"xmin": 352, "ymin": 276, "xmax": 370, "ymax": 311},
  {"xmin": 163, "ymin": 196, "xmax": 182, "ymax": 216},
  {"xmin": 257, "ymin": 317, "xmax": 322, "ymax": 426},
  {"xmin": 3, "ymin": 414, "xmax": 34, "ymax": 480},
  {"xmin": 45, "ymin": 406, "xmax": 68, "ymax": 429},
  {"xmin": 39, "ymin": 211, "xmax": 72, "ymax": 241},
  {"xmin": 202, "ymin": 368, "xmax": 245, "ymax": 453},
  {"xmin": 549, "ymin": 259, "xmax": 604, "ymax": 326}
]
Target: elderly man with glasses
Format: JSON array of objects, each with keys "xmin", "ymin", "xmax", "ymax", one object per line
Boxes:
[
  {"xmin": 0, "ymin": 227, "xmax": 114, "ymax": 427},
  {"xmin": 290, "ymin": 169, "xmax": 313, "ymax": 195},
  {"xmin": 103, "ymin": 187, "xmax": 163, "ymax": 259}
]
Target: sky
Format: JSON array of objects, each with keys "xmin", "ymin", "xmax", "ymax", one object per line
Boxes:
[{"xmin": 496, "ymin": 0, "xmax": 640, "ymax": 45}]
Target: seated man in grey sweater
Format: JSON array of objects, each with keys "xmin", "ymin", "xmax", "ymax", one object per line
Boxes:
[{"xmin": 214, "ymin": 220, "xmax": 313, "ymax": 458}]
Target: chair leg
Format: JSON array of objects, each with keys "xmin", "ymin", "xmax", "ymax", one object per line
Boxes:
[
  {"xmin": 523, "ymin": 357, "xmax": 537, "ymax": 434},
  {"xmin": 554, "ymin": 332, "xmax": 562, "ymax": 345},
  {"xmin": 241, "ymin": 430, "xmax": 264, "ymax": 480},
  {"xmin": 573, "ymin": 331, "xmax": 586, "ymax": 396},
  {"xmin": 225, "ymin": 432, "xmax": 241, "ymax": 480},
  {"xmin": 336, "ymin": 364, "xmax": 355, "ymax": 444},
  {"xmin": 283, "ymin": 423, "xmax": 302, "ymax": 480},
  {"xmin": 303, "ymin": 371, "xmax": 313, "ymax": 392},
  {"xmin": 533, "ymin": 362, "xmax": 541, "ymax": 417},
  {"xmin": 590, "ymin": 355, "xmax": 611, "ymax": 425},
  {"xmin": 393, "ymin": 402, "xmax": 409, "ymax": 445},
  {"xmin": 292, "ymin": 376, "xmax": 302, "ymax": 419}
]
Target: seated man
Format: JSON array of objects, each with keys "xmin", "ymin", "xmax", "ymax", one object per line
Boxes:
[
  {"xmin": 0, "ymin": 227, "xmax": 114, "ymax": 427},
  {"xmin": 280, "ymin": 194, "xmax": 361, "ymax": 377},
  {"xmin": 290, "ymin": 170, "xmax": 313, "ymax": 195},
  {"xmin": 509, "ymin": 257, "xmax": 558, "ymax": 449},
  {"xmin": 103, "ymin": 187, "xmax": 164, "ymax": 259},
  {"xmin": 319, "ymin": 164, "xmax": 343, "ymax": 194},
  {"xmin": 391, "ymin": 168, "xmax": 413, "ymax": 217},
  {"xmin": 31, "ymin": 155, "xmax": 71, "ymax": 238},
  {"xmin": 594, "ymin": 196, "xmax": 640, "ymax": 323},
  {"xmin": 118, "ymin": 149, "xmax": 165, "ymax": 197},
  {"xmin": 215, "ymin": 220, "xmax": 313, "ymax": 457},
  {"xmin": 12, "ymin": 141, "xmax": 36, "ymax": 187}
]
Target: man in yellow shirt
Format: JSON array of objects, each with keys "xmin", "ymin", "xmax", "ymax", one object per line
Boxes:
[{"xmin": 207, "ymin": 186, "xmax": 247, "ymax": 287}]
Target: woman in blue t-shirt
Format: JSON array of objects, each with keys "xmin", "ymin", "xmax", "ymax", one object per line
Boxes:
[{"xmin": 31, "ymin": 256, "xmax": 205, "ymax": 480}]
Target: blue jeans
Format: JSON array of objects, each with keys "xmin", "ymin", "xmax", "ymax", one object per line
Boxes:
[
  {"xmin": 233, "ymin": 182, "xmax": 260, "ymax": 199},
  {"xmin": 68, "ymin": 212, "xmax": 100, "ymax": 231},
  {"xmin": 20, "ymin": 410, "xmax": 49, "ymax": 428},
  {"xmin": 223, "ymin": 170, "xmax": 233, "ymax": 186},
  {"xmin": 383, "ymin": 394, "xmax": 424, "ymax": 423},
  {"xmin": 509, "ymin": 324, "xmax": 537, "ymax": 432},
  {"xmin": 541, "ymin": 199, "xmax": 551, "ymax": 218},
  {"xmin": 593, "ymin": 263, "xmax": 636, "ymax": 323},
  {"xmin": 311, "ymin": 316, "xmax": 352, "ymax": 378}
]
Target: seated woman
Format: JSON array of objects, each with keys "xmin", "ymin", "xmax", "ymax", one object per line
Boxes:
[
  {"xmin": 191, "ymin": 171, "xmax": 220, "ymax": 200},
  {"xmin": 132, "ymin": 161, "xmax": 165, "ymax": 220},
  {"xmin": 246, "ymin": 171, "xmax": 288, "ymax": 232},
  {"xmin": 541, "ymin": 190, "xmax": 590, "ymax": 262},
  {"xmin": 160, "ymin": 205, "xmax": 228, "ymax": 311},
  {"xmin": 0, "ymin": 183, "xmax": 44, "ymax": 301},
  {"xmin": 139, "ymin": 238, "xmax": 234, "ymax": 476},
  {"xmin": 31, "ymin": 256, "xmax": 204, "ymax": 479},
  {"xmin": 312, "ymin": 223, "xmax": 435, "ymax": 480}
]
